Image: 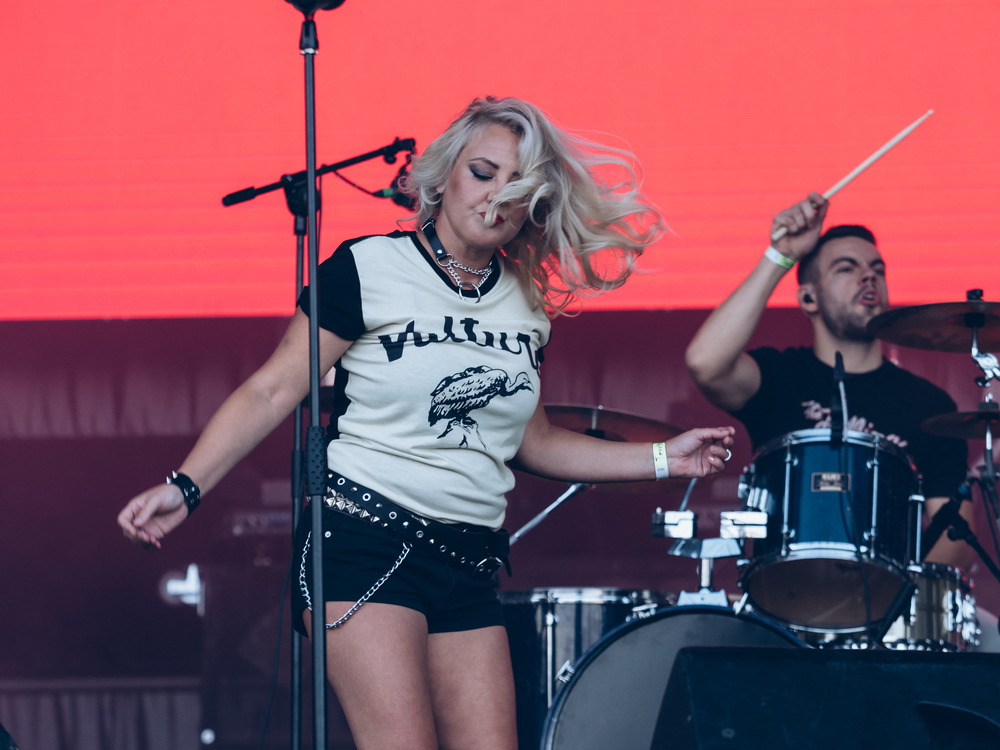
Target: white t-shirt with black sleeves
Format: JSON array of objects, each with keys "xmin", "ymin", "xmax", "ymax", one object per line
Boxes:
[{"xmin": 298, "ymin": 231, "xmax": 551, "ymax": 530}]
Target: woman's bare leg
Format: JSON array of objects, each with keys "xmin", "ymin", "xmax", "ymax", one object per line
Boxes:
[
  {"xmin": 303, "ymin": 602, "xmax": 438, "ymax": 750},
  {"xmin": 427, "ymin": 626, "xmax": 517, "ymax": 750}
]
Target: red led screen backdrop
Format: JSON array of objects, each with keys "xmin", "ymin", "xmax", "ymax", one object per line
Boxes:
[{"xmin": 2, "ymin": 0, "xmax": 998, "ymax": 320}]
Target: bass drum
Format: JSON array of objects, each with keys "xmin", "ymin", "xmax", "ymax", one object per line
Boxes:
[
  {"xmin": 540, "ymin": 605, "xmax": 803, "ymax": 750},
  {"xmin": 501, "ymin": 588, "xmax": 670, "ymax": 750}
]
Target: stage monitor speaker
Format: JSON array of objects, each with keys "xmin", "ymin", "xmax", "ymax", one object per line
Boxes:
[
  {"xmin": 652, "ymin": 647, "xmax": 1000, "ymax": 750},
  {"xmin": 200, "ymin": 523, "xmax": 356, "ymax": 750},
  {"xmin": 0, "ymin": 722, "xmax": 19, "ymax": 750}
]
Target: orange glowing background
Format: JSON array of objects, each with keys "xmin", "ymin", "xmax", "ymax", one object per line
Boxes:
[{"xmin": 2, "ymin": 0, "xmax": 998, "ymax": 320}]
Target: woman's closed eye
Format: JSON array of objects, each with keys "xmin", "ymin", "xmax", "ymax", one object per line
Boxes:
[{"xmin": 471, "ymin": 168, "xmax": 493, "ymax": 181}]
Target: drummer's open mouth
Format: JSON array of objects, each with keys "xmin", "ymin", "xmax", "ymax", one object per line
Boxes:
[{"xmin": 857, "ymin": 288, "xmax": 881, "ymax": 306}]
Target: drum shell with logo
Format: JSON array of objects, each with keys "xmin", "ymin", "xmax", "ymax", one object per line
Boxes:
[{"xmin": 739, "ymin": 428, "xmax": 919, "ymax": 632}]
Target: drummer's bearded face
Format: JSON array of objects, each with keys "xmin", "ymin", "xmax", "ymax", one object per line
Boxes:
[{"xmin": 810, "ymin": 238, "xmax": 888, "ymax": 343}]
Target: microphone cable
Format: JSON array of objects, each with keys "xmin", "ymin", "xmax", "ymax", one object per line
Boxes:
[
  {"xmin": 257, "ymin": 551, "xmax": 296, "ymax": 750},
  {"xmin": 837, "ymin": 446, "xmax": 873, "ymax": 642}
]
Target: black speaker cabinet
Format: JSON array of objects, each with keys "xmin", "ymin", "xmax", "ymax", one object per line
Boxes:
[
  {"xmin": 653, "ymin": 647, "xmax": 1000, "ymax": 750},
  {"xmin": 200, "ymin": 532, "xmax": 355, "ymax": 750}
]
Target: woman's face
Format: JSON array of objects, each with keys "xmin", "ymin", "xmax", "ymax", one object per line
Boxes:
[{"xmin": 435, "ymin": 124, "xmax": 529, "ymax": 255}]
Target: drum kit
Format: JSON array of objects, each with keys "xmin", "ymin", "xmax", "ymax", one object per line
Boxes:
[{"xmin": 502, "ymin": 290, "xmax": 1000, "ymax": 750}]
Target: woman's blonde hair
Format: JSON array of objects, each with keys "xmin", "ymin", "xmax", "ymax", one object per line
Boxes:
[{"xmin": 402, "ymin": 97, "xmax": 666, "ymax": 315}]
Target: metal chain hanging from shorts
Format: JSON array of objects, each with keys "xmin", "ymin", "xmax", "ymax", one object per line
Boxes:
[{"xmin": 298, "ymin": 531, "xmax": 412, "ymax": 629}]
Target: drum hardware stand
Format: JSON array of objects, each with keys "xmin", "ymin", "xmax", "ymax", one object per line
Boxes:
[
  {"xmin": 666, "ymin": 538, "xmax": 742, "ymax": 607},
  {"xmin": 656, "ymin": 518, "xmax": 742, "ymax": 605},
  {"xmin": 509, "ymin": 482, "xmax": 590, "ymax": 546},
  {"xmin": 924, "ymin": 490, "xmax": 1000, "ymax": 584}
]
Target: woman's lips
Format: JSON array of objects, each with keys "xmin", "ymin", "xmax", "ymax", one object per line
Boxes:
[{"xmin": 479, "ymin": 212, "xmax": 505, "ymax": 226}]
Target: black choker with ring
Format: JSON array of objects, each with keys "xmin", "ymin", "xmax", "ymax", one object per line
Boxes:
[{"xmin": 420, "ymin": 218, "xmax": 494, "ymax": 303}]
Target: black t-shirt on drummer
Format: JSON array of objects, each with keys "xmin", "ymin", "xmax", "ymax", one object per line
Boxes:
[{"xmin": 730, "ymin": 346, "xmax": 967, "ymax": 499}]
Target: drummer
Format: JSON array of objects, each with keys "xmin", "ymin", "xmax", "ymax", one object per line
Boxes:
[{"xmin": 685, "ymin": 193, "xmax": 973, "ymax": 568}]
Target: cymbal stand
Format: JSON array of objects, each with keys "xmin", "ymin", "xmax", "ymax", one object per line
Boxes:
[
  {"xmin": 964, "ymin": 304, "xmax": 1000, "ymax": 636},
  {"xmin": 966, "ymin": 297, "xmax": 1000, "ymax": 521},
  {"xmin": 509, "ymin": 483, "xmax": 589, "ymax": 546}
]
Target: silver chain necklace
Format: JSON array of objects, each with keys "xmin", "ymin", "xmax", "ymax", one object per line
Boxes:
[{"xmin": 421, "ymin": 219, "xmax": 494, "ymax": 303}]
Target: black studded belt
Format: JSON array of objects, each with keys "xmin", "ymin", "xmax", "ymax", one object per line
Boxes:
[{"xmin": 322, "ymin": 471, "xmax": 510, "ymax": 581}]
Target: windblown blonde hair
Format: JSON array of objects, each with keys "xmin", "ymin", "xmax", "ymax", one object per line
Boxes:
[{"xmin": 402, "ymin": 97, "xmax": 666, "ymax": 315}]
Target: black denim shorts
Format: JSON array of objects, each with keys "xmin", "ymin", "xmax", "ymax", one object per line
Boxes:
[{"xmin": 292, "ymin": 505, "xmax": 505, "ymax": 636}]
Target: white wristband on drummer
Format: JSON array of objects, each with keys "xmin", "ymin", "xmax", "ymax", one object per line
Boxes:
[
  {"xmin": 652, "ymin": 442, "xmax": 669, "ymax": 480},
  {"xmin": 764, "ymin": 245, "xmax": 796, "ymax": 271}
]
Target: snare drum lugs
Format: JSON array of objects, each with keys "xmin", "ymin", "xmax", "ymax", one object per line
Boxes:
[{"xmin": 883, "ymin": 563, "xmax": 979, "ymax": 651}]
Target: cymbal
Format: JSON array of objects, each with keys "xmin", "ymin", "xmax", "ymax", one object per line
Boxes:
[
  {"xmin": 543, "ymin": 404, "xmax": 714, "ymax": 494},
  {"xmin": 867, "ymin": 300, "xmax": 1000, "ymax": 353},
  {"xmin": 922, "ymin": 403, "xmax": 1000, "ymax": 440}
]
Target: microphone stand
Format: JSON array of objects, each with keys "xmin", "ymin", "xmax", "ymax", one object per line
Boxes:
[
  {"xmin": 924, "ymin": 487, "xmax": 1000, "ymax": 585},
  {"xmin": 223, "ymin": 125, "xmax": 415, "ymax": 750},
  {"xmin": 221, "ymin": 4, "xmax": 418, "ymax": 746}
]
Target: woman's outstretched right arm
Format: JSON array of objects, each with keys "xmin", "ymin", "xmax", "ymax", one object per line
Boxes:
[{"xmin": 117, "ymin": 309, "xmax": 352, "ymax": 548}]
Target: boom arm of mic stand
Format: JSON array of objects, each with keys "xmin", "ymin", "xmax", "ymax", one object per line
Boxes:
[
  {"xmin": 221, "ymin": 138, "xmax": 416, "ymax": 206},
  {"xmin": 946, "ymin": 514, "xmax": 1000, "ymax": 587}
]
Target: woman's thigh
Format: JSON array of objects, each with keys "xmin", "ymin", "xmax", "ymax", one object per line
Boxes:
[
  {"xmin": 303, "ymin": 601, "xmax": 439, "ymax": 750},
  {"xmin": 427, "ymin": 625, "xmax": 517, "ymax": 750}
]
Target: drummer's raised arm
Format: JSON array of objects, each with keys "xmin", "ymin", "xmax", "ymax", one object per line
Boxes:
[{"xmin": 685, "ymin": 194, "xmax": 828, "ymax": 412}]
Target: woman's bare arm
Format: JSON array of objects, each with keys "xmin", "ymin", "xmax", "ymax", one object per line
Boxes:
[
  {"xmin": 685, "ymin": 193, "xmax": 828, "ymax": 412},
  {"xmin": 512, "ymin": 401, "xmax": 735, "ymax": 483},
  {"xmin": 118, "ymin": 310, "xmax": 351, "ymax": 548}
]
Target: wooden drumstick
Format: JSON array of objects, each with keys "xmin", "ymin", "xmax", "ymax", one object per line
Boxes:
[{"xmin": 771, "ymin": 109, "xmax": 934, "ymax": 241}]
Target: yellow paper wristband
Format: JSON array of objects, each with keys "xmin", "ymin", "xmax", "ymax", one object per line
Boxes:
[{"xmin": 652, "ymin": 442, "xmax": 669, "ymax": 480}]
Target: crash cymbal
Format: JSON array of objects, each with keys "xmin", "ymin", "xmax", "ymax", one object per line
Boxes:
[
  {"xmin": 867, "ymin": 298, "xmax": 1000, "ymax": 353},
  {"xmin": 922, "ymin": 402, "xmax": 1000, "ymax": 440},
  {"xmin": 544, "ymin": 404, "xmax": 683, "ymax": 443},
  {"xmin": 543, "ymin": 404, "xmax": 716, "ymax": 493}
]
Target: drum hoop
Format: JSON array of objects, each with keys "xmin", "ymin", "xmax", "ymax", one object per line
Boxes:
[
  {"xmin": 498, "ymin": 587, "xmax": 667, "ymax": 605},
  {"xmin": 740, "ymin": 544, "xmax": 909, "ymax": 576},
  {"xmin": 752, "ymin": 428, "xmax": 918, "ymax": 473},
  {"xmin": 738, "ymin": 550, "xmax": 911, "ymax": 633},
  {"xmin": 539, "ymin": 605, "xmax": 803, "ymax": 750},
  {"xmin": 914, "ymin": 562, "xmax": 972, "ymax": 588}
]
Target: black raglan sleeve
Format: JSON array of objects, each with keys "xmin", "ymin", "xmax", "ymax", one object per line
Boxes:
[{"xmin": 297, "ymin": 239, "xmax": 365, "ymax": 341}]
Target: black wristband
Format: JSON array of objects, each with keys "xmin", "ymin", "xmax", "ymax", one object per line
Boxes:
[{"xmin": 166, "ymin": 471, "xmax": 201, "ymax": 517}]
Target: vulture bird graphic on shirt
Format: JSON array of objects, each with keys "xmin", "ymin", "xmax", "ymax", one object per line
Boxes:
[{"xmin": 429, "ymin": 366, "xmax": 533, "ymax": 449}]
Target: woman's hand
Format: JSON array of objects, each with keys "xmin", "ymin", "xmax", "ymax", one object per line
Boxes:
[
  {"xmin": 117, "ymin": 484, "xmax": 189, "ymax": 550},
  {"xmin": 664, "ymin": 426, "xmax": 736, "ymax": 478}
]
